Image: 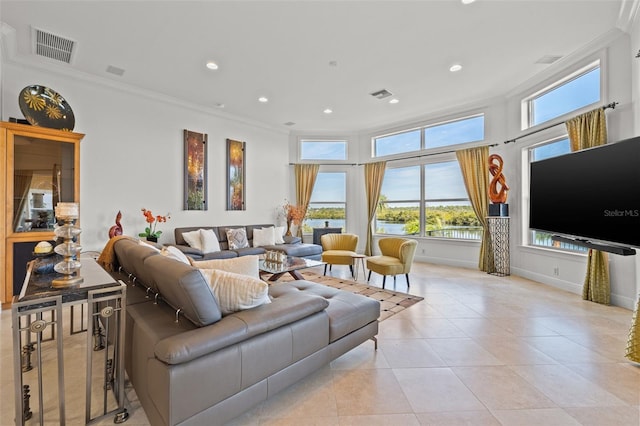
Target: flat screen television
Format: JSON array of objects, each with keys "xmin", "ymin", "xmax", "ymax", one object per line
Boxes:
[{"xmin": 529, "ymin": 135, "xmax": 640, "ymax": 252}]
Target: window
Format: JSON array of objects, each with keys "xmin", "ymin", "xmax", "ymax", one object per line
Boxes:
[
  {"xmin": 374, "ymin": 129, "xmax": 420, "ymax": 157},
  {"xmin": 375, "ymin": 163, "xmax": 480, "ymax": 239},
  {"xmin": 376, "ymin": 166, "xmax": 421, "ymax": 235},
  {"xmin": 524, "ymin": 63, "xmax": 600, "ymax": 128},
  {"xmin": 528, "ymin": 138, "xmax": 587, "ymax": 252},
  {"xmin": 424, "ymin": 162, "xmax": 481, "ymax": 239},
  {"xmin": 373, "ymin": 114, "xmax": 484, "ymax": 158},
  {"xmin": 424, "ymin": 115, "xmax": 484, "ymax": 149},
  {"xmin": 305, "ymin": 172, "xmax": 346, "ymax": 232},
  {"xmin": 300, "ymin": 140, "xmax": 347, "ymax": 161}
]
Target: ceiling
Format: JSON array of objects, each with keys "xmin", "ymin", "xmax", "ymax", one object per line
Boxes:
[{"xmin": 0, "ymin": 1, "xmax": 633, "ymax": 133}]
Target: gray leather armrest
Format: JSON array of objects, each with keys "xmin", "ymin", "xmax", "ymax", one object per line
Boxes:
[
  {"xmin": 169, "ymin": 244, "xmax": 203, "ymax": 257},
  {"xmin": 154, "ymin": 292, "xmax": 329, "ymax": 364},
  {"xmin": 283, "ymin": 236, "xmax": 301, "ymax": 244}
]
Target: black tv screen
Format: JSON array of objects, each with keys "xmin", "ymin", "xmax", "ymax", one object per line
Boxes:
[{"xmin": 529, "ymin": 135, "xmax": 640, "ymax": 248}]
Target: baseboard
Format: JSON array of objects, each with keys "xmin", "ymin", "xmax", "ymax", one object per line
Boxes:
[
  {"xmin": 415, "ymin": 254, "xmax": 477, "ymax": 270},
  {"xmin": 511, "ymin": 266, "xmax": 636, "ymax": 310}
]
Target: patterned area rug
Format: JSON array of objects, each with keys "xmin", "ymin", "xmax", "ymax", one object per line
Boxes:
[{"xmin": 281, "ymin": 270, "xmax": 424, "ymax": 321}]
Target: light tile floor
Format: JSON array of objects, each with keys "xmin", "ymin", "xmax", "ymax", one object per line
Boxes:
[{"xmin": 1, "ymin": 261, "xmax": 638, "ymax": 425}]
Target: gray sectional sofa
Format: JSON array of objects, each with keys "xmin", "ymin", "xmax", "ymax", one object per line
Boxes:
[
  {"xmin": 106, "ymin": 237, "xmax": 379, "ymax": 425},
  {"xmin": 171, "ymin": 224, "xmax": 322, "ymax": 260}
]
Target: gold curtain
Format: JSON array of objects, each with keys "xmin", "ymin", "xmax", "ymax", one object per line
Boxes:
[
  {"xmin": 13, "ymin": 170, "xmax": 33, "ymax": 232},
  {"xmin": 364, "ymin": 161, "xmax": 387, "ymax": 256},
  {"xmin": 294, "ymin": 164, "xmax": 320, "ymax": 237},
  {"xmin": 566, "ymin": 108, "xmax": 610, "ymax": 305},
  {"xmin": 455, "ymin": 146, "xmax": 494, "ymax": 272},
  {"xmin": 626, "ymin": 298, "xmax": 640, "ymax": 363}
]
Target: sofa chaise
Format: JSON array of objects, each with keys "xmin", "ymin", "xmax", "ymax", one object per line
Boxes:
[
  {"xmin": 171, "ymin": 224, "xmax": 322, "ymax": 260},
  {"xmin": 105, "ymin": 237, "xmax": 379, "ymax": 425}
]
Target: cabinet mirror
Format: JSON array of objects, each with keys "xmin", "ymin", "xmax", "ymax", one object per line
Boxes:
[{"xmin": 12, "ymin": 135, "xmax": 76, "ymax": 233}]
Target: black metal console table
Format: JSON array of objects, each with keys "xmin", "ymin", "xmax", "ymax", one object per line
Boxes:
[
  {"xmin": 312, "ymin": 227, "xmax": 342, "ymax": 245},
  {"xmin": 11, "ymin": 256, "xmax": 128, "ymax": 425}
]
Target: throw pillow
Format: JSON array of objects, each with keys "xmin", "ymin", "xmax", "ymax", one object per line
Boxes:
[
  {"xmin": 182, "ymin": 230, "xmax": 203, "ymax": 251},
  {"xmin": 253, "ymin": 227, "xmax": 275, "ymax": 247},
  {"xmin": 199, "ymin": 269, "xmax": 271, "ymax": 315},
  {"xmin": 138, "ymin": 239, "xmax": 161, "ymax": 252},
  {"xmin": 273, "ymin": 226, "xmax": 286, "ymax": 244},
  {"xmin": 161, "ymin": 245, "xmax": 191, "ymax": 264},
  {"xmin": 190, "ymin": 255, "xmax": 259, "ymax": 279},
  {"xmin": 200, "ymin": 229, "xmax": 221, "ymax": 254},
  {"xmin": 226, "ymin": 228, "xmax": 249, "ymax": 250}
]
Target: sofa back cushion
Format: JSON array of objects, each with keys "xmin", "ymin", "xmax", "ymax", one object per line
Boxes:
[
  {"xmin": 113, "ymin": 238, "xmax": 161, "ymax": 290},
  {"xmin": 146, "ymin": 255, "xmax": 222, "ymax": 327}
]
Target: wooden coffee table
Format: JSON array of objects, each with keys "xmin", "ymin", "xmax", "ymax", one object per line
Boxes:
[{"xmin": 259, "ymin": 256, "xmax": 325, "ymax": 282}]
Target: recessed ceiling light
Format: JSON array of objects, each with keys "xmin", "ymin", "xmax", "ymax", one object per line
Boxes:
[
  {"xmin": 258, "ymin": 96, "xmax": 269, "ymax": 103},
  {"xmin": 449, "ymin": 64, "xmax": 463, "ymax": 72},
  {"xmin": 323, "ymin": 108, "xmax": 333, "ymax": 114},
  {"xmin": 389, "ymin": 98, "xmax": 399, "ymax": 104},
  {"xmin": 461, "ymin": 0, "xmax": 476, "ymax": 4},
  {"xmin": 206, "ymin": 61, "xmax": 219, "ymax": 70}
]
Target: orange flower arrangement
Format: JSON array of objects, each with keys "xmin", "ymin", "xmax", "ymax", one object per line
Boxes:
[
  {"xmin": 282, "ymin": 201, "xmax": 305, "ymax": 236},
  {"xmin": 138, "ymin": 208, "xmax": 170, "ymax": 240},
  {"xmin": 284, "ymin": 202, "xmax": 305, "ymax": 225}
]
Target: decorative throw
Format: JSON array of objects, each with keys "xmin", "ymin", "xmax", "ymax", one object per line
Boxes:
[
  {"xmin": 226, "ymin": 228, "xmax": 249, "ymax": 250},
  {"xmin": 96, "ymin": 235, "xmax": 137, "ymax": 272}
]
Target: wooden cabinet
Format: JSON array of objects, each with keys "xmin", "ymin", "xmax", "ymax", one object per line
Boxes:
[{"xmin": 1, "ymin": 121, "xmax": 84, "ymax": 305}]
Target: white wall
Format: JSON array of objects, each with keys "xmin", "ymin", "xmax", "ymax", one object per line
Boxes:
[{"xmin": 1, "ymin": 61, "xmax": 291, "ymax": 252}]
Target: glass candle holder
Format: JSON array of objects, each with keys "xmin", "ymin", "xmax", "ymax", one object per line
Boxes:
[{"xmin": 52, "ymin": 203, "xmax": 83, "ymax": 288}]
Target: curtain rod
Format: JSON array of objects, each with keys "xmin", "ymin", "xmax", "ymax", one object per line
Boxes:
[
  {"xmin": 384, "ymin": 143, "xmax": 499, "ymax": 163},
  {"xmin": 503, "ymin": 101, "xmax": 618, "ymax": 145},
  {"xmin": 288, "ymin": 142, "xmax": 499, "ymax": 167}
]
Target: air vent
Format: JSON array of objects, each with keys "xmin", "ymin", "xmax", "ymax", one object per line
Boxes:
[
  {"xmin": 32, "ymin": 27, "xmax": 76, "ymax": 64},
  {"xmin": 284, "ymin": 122, "xmax": 296, "ymax": 126},
  {"xmin": 535, "ymin": 55, "xmax": 562, "ymax": 65},
  {"xmin": 106, "ymin": 65, "xmax": 125, "ymax": 76},
  {"xmin": 370, "ymin": 89, "xmax": 393, "ymax": 100}
]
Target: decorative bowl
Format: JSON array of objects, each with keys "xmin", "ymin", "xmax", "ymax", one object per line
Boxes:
[{"xmin": 18, "ymin": 85, "xmax": 75, "ymax": 131}]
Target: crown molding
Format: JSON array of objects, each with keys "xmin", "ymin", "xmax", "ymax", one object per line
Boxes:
[
  {"xmin": 0, "ymin": 23, "xmax": 289, "ymax": 136},
  {"xmin": 617, "ymin": 0, "xmax": 640, "ymax": 33}
]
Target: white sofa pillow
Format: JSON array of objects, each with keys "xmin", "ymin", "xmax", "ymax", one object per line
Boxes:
[
  {"xmin": 200, "ymin": 229, "xmax": 221, "ymax": 253},
  {"xmin": 182, "ymin": 230, "xmax": 203, "ymax": 251},
  {"xmin": 190, "ymin": 255, "xmax": 260, "ymax": 279},
  {"xmin": 253, "ymin": 227, "xmax": 275, "ymax": 247},
  {"xmin": 199, "ymin": 269, "xmax": 271, "ymax": 315},
  {"xmin": 161, "ymin": 245, "xmax": 191, "ymax": 264},
  {"xmin": 138, "ymin": 239, "xmax": 161, "ymax": 252},
  {"xmin": 273, "ymin": 226, "xmax": 286, "ymax": 244}
]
